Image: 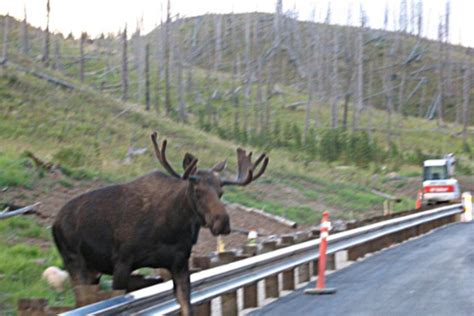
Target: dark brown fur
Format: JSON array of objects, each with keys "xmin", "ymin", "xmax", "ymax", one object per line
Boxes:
[
  {"xmin": 53, "ymin": 134, "xmax": 268, "ymax": 316},
  {"xmin": 53, "ymin": 170, "xmax": 229, "ymax": 315}
]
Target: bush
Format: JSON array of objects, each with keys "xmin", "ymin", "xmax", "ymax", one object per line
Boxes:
[
  {"xmin": 53, "ymin": 147, "xmax": 86, "ymax": 169},
  {"xmin": 320, "ymin": 129, "xmax": 345, "ymax": 162}
]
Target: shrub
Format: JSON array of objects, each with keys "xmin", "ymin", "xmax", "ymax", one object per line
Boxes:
[
  {"xmin": 53, "ymin": 147, "xmax": 86, "ymax": 168},
  {"xmin": 320, "ymin": 129, "xmax": 345, "ymax": 162}
]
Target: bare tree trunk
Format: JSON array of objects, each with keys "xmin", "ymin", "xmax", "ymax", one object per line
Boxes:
[
  {"xmin": 304, "ymin": 55, "xmax": 314, "ymax": 141},
  {"xmin": 21, "ymin": 7, "xmax": 29, "ymax": 55},
  {"xmin": 353, "ymin": 21, "xmax": 364, "ymax": 131},
  {"xmin": 383, "ymin": 33, "xmax": 395, "ymax": 144},
  {"xmin": 42, "ymin": 0, "xmax": 51, "ymax": 66},
  {"xmin": 53, "ymin": 38, "xmax": 62, "ymax": 72},
  {"xmin": 436, "ymin": 19, "xmax": 445, "ymax": 125},
  {"xmin": 419, "ymin": 80, "xmax": 426, "ymax": 117},
  {"xmin": 366, "ymin": 62, "xmax": 373, "ymax": 138},
  {"xmin": 232, "ymin": 55, "xmax": 240, "ymax": 132},
  {"xmin": 1, "ymin": 15, "xmax": 8, "ymax": 63},
  {"xmin": 265, "ymin": 57, "xmax": 272, "ymax": 131},
  {"xmin": 79, "ymin": 33, "xmax": 85, "ymax": 83},
  {"xmin": 176, "ymin": 31, "xmax": 187, "ymax": 122},
  {"xmin": 145, "ymin": 43, "xmax": 151, "ymax": 111},
  {"xmin": 462, "ymin": 60, "xmax": 471, "ymax": 146},
  {"xmin": 253, "ymin": 16, "xmax": 262, "ymax": 132},
  {"xmin": 155, "ymin": 19, "xmax": 163, "ymax": 113},
  {"xmin": 214, "ymin": 14, "xmax": 222, "ymax": 73},
  {"xmin": 243, "ymin": 14, "xmax": 251, "ymax": 134},
  {"xmin": 121, "ymin": 26, "xmax": 129, "ymax": 101},
  {"xmin": 133, "ymin": 24, "xmax": 144, "ymax": 104},
  {"xmin": 164, "ymin": 0, "xmax": 172, "ymax": 114},
  {"xmin": 331, "ymin": 29, "xmax": 340, "ymax": 129}
]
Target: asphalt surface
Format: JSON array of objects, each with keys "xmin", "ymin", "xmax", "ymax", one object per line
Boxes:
[{"xmin": 250, "ymin": 221, "xmax": 474, "ymax": 316}]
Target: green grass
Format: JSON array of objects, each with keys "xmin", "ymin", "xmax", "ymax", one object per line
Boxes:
[
  {"xmin": 0, "ymin": 217, "xmax": 74, "ymax": 314},
  {"xmin": 0, "ymin": 153, "xmax": 31, "ymax": 188}
]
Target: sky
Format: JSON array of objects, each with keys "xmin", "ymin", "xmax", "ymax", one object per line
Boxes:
[{"xmin": 0, "ymin": 0, "xmax": 473, "ymax": 47}]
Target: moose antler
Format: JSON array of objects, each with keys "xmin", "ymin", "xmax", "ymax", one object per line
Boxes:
[
  {"xmin": 151, "ymin": 132, "xmax": 197, "ymax": 180},
  {"xmin": 221, "ymin": 148, "xmax": 269, "ymax": 186}
]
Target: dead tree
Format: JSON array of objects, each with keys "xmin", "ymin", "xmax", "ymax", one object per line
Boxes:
[
  {"xmin": 53, "ymin": 38, "xmax": 63, "ymax": 72},
  {"xmin": 214, "ymin": 15, "xmax": 222, "ymax": 73},
  {"xmin": 243, "ymin": 14, "xmax": 251, "ymax": 134},
  {"xmin": 21, "ymin": 6, "xmax": 29, "ymax": 55},
  {"xmin": 133, "ymin": 18, "xmax": 144, "ymax": 104},
  {"xmin": 176, "ymin": 22, "xmax": 187, "ymax": 122},
  {"xmin": 353, "ymin": 6, "xmax": 366, "ymax": 131},
  {"xmin": 42, "ymin": 0, "xmax": 51, "ymax": 66},
  {"xmin": 342, "ymin": 7, "xmax": 354, "ymax": 130},
  {"xmin": 1, "ymin": 14, "xmax": 8, "ymax": 63},
  {"xmin": 462, "ymin": 57, "xmax": 471, "ymax": 146},
  {"xmin": 155, "ymin": 17, "xmax": 163, "ymax": 113},
  {"xmin": 330, "ymin": 27, "xmax": 340, "ymax": 129},
  {"xmin": 164, "ymin": 0, "xmax": 172, "ymax": 114},
  {"xmin": 79, "ymin": 33, "xmax": 86, "ymax": 83},
  {"xmin": 436, "ymin": 18, "xmax": 445, "ymax": 125},
  {"xmin": 121, "ymin": 26, "xmax": 129, "ymax": 101},
  {"xmin": 145, "ymin": 43, "xmax": 151, "ymax": 111}
]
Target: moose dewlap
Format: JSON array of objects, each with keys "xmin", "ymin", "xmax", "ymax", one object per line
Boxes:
[{"xmin": 52, "ymin": 132, "xmax": 268, "ymax": 316}]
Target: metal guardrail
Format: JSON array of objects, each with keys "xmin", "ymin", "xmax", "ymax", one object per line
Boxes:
[{"xmin": 61, "ymin": 204, "xmax": 462, "ymax": 316}]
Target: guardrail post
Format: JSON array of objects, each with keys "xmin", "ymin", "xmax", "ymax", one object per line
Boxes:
[
  {"xmin": 243, "ymin": 282, "xmax": 258, "ymax": 309},
  {"xmin": 221, "ymin": 291, "xmax": 238, "ymax": 316},
  {"xmin": 282, "ymin": 269, "xmax": 295, "ymax": 291},
  {"xmin": 298, "ymin": 263, "xmax": 310, "ymax": 283},
  {"xmin": 278, "ymin": 235, "xmax": 295, "ymax": 249},
  {"xmin": 242, "ymin": 242, "xmax": 258, "ymax": 310},
  {"xmin": 262, "ymin": 240, "xmax": 279, "ymax": 298},
  {"xmin": 326, "ymin": 253, "xmax": 336, "ymax": 270},
  {"xmin": 192, "ymin": 256, "xmax": 211, "ymax": 270},
  {"xmin": 195, "ymin": 301, "xmax": 211, "ymax": 316},
  {"xmin": 243, "ymin": 244, "xmax": 258, "ymax": 256},
  {"xmin": 217, "ymin": 251, "xmax": 235, "ymax": 265},
  {"xmin": 312, "ymin": 259, "xmax": 318, "ymax": 276}
]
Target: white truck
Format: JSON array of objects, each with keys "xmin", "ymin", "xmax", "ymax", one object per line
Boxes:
[{"xmin": 422, "ymin": 154, "xmax": 461, "ymax": 204}]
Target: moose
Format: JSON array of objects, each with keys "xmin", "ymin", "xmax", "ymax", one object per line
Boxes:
[{"xmin": 52, "ymin": 132, "xmax": 268, "ymax": 315}]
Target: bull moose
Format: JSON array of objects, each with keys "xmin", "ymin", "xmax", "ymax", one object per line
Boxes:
[{"xmin": 52, "ymin": 132, "xmax": 268, "ymax": 315}]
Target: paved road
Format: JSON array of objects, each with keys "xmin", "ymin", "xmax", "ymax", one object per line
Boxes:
[{"xmin": 250, "ymin": 221, "xmax": 474, "ymax": 316}]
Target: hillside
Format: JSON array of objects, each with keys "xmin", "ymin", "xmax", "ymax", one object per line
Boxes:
[
  {"xmin": 1, "ymin": 11, "xmax": 473, "ymax": 222},
  {"xmin": 0, "ymin": 10, "xmax": 473, "ymax": 313}
]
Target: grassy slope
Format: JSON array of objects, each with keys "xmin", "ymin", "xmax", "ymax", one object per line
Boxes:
[{"xmin": 0, "ymin": 216, "xmax": 74, "ymax": 314}]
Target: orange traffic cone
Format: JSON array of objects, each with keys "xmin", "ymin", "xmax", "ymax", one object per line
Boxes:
[
  {"xmin": 305, "ymin": 212, "xmax": 337, "ymax": 295},
  {"xmin": 415, "ymin": 189, "xmax": 423, "ymax": 209}
]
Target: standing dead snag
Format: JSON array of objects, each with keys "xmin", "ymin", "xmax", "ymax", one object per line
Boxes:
[{"xmin": 53, "ymin": 132, "xmax": 269, "ymax": 316}]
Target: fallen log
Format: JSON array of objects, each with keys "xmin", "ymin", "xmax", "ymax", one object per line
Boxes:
[{"xmin": 0, "ymin": 202, "xmax": 41, "ymax": 220}]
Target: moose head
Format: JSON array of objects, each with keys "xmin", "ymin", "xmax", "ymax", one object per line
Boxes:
[{"xmin": 151, "ymin": 132, "xmax": 269, "ymax": 236}]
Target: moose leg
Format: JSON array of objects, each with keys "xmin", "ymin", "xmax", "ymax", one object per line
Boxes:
[
  {"xmin": 172, "ymin": 266, "xmax": 192, "ymax": 316},
  {"xmin": 112, "ymin": 262, "xmax": 132, "ymax": 291}
]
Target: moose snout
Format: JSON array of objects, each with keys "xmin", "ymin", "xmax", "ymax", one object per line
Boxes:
[{"xmin": 210, "ymin": 213, "xmax": 231, "ymax": 236}]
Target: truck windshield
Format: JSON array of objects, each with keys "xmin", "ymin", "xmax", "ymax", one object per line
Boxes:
[{"xmin": 423, "ymin": 166, "xmax": 448, "ymax": 180}]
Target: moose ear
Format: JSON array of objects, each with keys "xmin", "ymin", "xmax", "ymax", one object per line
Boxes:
[
  {"xmin": 183, "ymin": 153, "xmax": 198, "ymax": 171},
  {"xmin": 211, "ymin": 159, "xmax": 227, "ymax": 173}
]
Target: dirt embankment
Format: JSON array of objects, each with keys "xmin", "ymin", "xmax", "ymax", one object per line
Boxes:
[{"xmin": 1, "ymin": 176, "xmax": 301, "ymax": 257}]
